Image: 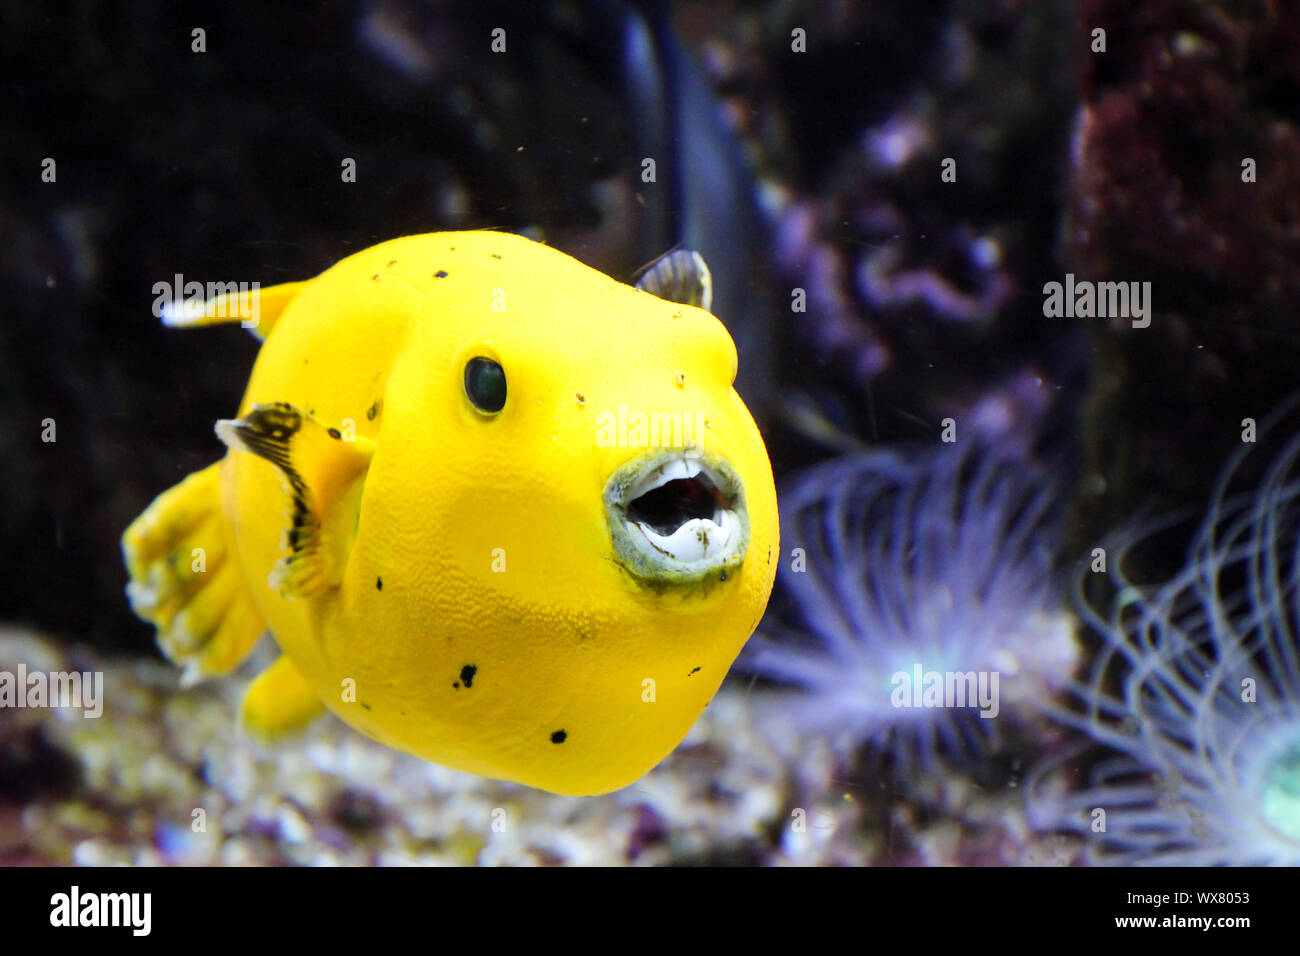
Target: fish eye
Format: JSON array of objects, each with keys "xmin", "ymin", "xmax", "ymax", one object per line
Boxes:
[{"xmin": 464, "ymin": 356, "xmax": 507, "ymax": 414}]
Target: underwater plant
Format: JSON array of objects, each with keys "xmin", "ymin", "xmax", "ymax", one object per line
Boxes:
[
  {"xmin": 1027, "ymin": 422, "xmax": 1300, "ymax": 865},
  {"xmin": 743, "ymin": 437, "xmax": 1076, "ymax": 768}
]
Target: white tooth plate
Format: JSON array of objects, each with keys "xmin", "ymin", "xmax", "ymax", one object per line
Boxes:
[
  {"xmin": 625, "ymin": 454, "xmax": 705, "ymax": 502},
  {"xmin": 628, "ymin": 508, "xmax": 736, "ymax": 564}
]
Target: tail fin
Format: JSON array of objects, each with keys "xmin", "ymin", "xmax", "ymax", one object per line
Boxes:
[{"xmin": 122, "ymin": 462, "xmax": 266, "ymax": 684}]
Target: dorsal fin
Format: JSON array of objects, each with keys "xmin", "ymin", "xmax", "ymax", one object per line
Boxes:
[
  {"xmin": 216, "ymin": 402, "xmax": 374, "ymax": 597},
  {"xmin": 161, "ymin": 280, "xmax": 308, "ymax": 341},
  {"xmin": 635, "ymin": 249, "xmax": 713, "ymax": 312}
]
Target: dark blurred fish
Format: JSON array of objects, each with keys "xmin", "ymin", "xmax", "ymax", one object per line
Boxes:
[{"xmin": 610, "ymin": 0, "xmax": 776, "ymax": 414}]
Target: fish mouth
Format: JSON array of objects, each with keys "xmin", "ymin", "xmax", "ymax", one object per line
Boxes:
[{"xmin": 604, "ymin": 448, "xmax": 750, "ymax": 586}]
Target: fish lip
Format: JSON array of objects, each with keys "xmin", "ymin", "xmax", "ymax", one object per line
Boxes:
[{"xmin": 603, "ymin": 447, "xmax": 750, "ymax": 586}]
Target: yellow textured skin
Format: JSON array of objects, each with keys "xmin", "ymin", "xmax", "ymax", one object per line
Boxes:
[{"xmin": 179, "ymin": 231, "xmax": 776, "ymax": 795}]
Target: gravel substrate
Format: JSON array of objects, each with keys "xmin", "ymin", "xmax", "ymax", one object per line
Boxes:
[{"xmin": 0, "ymin": 628, "xmax": 1068, "ymax": 866}]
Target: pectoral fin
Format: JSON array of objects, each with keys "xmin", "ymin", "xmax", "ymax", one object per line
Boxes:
[
  {"xmin": 216, "ymin": 402, "xmax": 374, "ymax": 598},
  {"xmin": 635, "ymin": 249, "xmax": 713, "ymax": 312}
]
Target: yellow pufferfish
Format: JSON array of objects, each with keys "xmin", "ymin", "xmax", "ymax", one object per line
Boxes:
[{"xmin": 122, "ymin": 231, "xmax": 778, "ymax": 796}]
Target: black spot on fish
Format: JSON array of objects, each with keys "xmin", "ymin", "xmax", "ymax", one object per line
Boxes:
[
  {"xmin": 366, "ymin": 401, "xmax": 380, "ymax": 421},
  {"xmin": 434, "ymin": 270, "xmax": 449, "ymax": 279},
  {"xmin": 767, "ymin": 546, "xmax": 771, "ymax": 565},
  {"xmin": 460, "ymin": 664, "xmax": 476, "ymax": 688},
  {"xmin": 371, "ymin": 274, "xmax": 380, "ymax": 281},
  {"xmin": 688, "ymin": 666, "xmax": 701, "ymax": 676},
  {"xmin": 375, "ymin": 576, "xmax": 382, "ymax": 591},
  {"xmin": 719, "ymin": 570, "xmax": 727, "ymax": 582},
  {"xmin": 490, "ymin": 253, "xmax": 502, "ymax": 259},
  {"xmin": 388, "ymin": 259, "xmax": 397, "ymax": 267},
  {"xmin": 452, "ymin": 682, "xmax": 459, "ymax": 689},
  {"xmin": 360, "ymin": 702, "xmax": 372, "ymax": 711},
  {"xmin": 327, "ymin": 427, "xmax": 342, "ymax": 440},
  {"xmin": 550, "ymin": 729, "xmax": 567, "ymax": 744}
]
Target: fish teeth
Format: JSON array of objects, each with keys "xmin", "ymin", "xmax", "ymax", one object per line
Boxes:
[
  {"xmin": 630, "ymin": 510, "xmax": 735, "ymax": 565},
  {"xmin": 626, "ymin": 454, "xmax": 704, "ymax": 501},
  {"xmin": 604, "ymin": 450, "xmax": 750, "ymax": 582}
]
